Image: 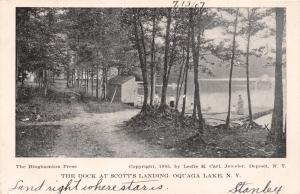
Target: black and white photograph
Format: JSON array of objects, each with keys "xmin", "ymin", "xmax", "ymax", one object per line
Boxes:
[{"xmin": 15, "ymin": 7, "xmax": 286, "ymax": 158}]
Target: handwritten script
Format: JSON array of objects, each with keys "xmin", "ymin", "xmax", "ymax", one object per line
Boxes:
[
  {"xmin": 173, "ymin": 0, "xmax": 205, "ymax": 8},
  {"xmin": 228, "ymin": 180, "xmax": 283, "ymax": 194},
  {"xmin": 9, "ymin": 178, "xmax": 164, "ymax": 194}
]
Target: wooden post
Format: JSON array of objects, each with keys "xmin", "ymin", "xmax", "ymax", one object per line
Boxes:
[{"xmin": 111, "ymin": 86, "xmax": 118, "ymax": 103}]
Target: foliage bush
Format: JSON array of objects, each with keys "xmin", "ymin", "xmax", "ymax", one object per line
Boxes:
[{"xmin": 16, "ymin": 86, "xmax": 77, "ymax": 122}]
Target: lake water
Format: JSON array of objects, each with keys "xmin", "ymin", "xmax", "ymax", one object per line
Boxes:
[{"xmin": 139, "ymin": 78, "xmax": 286, "ymax": 117}]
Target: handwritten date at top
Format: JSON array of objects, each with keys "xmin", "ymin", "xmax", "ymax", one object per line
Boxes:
[{"xmin": 173, "ymin": 1, "xmax": 205, "ymax": 8}]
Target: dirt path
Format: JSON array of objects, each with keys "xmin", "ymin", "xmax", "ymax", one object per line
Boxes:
[{"xmin": 39, "ymin": 108, "xmax": 176, "ymax": 157}]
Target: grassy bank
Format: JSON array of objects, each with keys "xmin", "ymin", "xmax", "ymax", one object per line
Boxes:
[
  {"xmin": 82, "ymin": 100, "xmax": 134, "ymax": 113},
  {"xmin": 16, "ymin": 86, "xmax": 79, "ymax": 122},
  {"xmin": 16, "ymin": 124, "xmax": 60, "ymax": 157},
  {"xmin": 124, "ymin": 108, "xmax": 284, "ymax": 158}
]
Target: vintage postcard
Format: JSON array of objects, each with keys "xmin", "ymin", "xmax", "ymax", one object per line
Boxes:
[{"xmin": 0, "ymin": 0, "xmax": 300, "ymax": 193}]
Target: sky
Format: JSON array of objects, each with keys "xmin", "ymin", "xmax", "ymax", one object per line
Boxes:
[
  {"xmin": 153, "ymin": 8, "xmax": 282, "ymax": 60},
  {"xmin": 204, "ymin": 8, "xmax": 278, "ymax": 58}
]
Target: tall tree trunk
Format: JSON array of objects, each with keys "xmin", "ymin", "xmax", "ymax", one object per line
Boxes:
[
  {"xmin": 166, "ymin": 34, "xmax": 179, "ymax": 83},
  {"xmin": 80, "ymin": 68, "xmax": 83, "ymax": 88},
  {"xmin": 225, "ymin": 8, "xmax": 239, "ymax": 129},
  {"xmin": 74, "ymin": 13, "xmax": 80, "ymax": 89},
  {"xmin": 43, "ymin": 10, "xmax": 54, "ymax": 97},
  {"xmin": 133, "ymin": 9, "xmax": 148, "ymax": 112},
  {"xmin": 86, "ymin": 69, "xmax": 89, "ymax": 95},
  {"xmin": 71, "ymin": 69, "xmax": 74, "ymax": 87},
  {"xmin": 38, "ymin": 70, "xmax": 42, "ymax": 89},
  {"xmin": 84, "ymin": 69, "xmax": 87, "ymax": 93},
  {"xmin": 65, "ymin": 42, "xmax": 70, "ymax": 87},
  {"xmin": 246, "ymin": 8, "xmax": 253, "ymax": 124},
  {"xmin": 181, "ymin": 65, "xmax": 189, "ymax": 116},
  {"xmin": 181, "ymin": 26, "xmax": 191, "ymax": 116},
  {"xmin": 43, "ymin": 69, "xmax": 48, "ymax": 97},
  {"xmin": 150, "ymin": 11, "xmax": 156, "ymax": 107},
  {"xmin": 16, "ymin": 20, "xmax": 20, "ymax": 86},
  {"xmin": 91, "ymin": 70, "xmax": 94, "ymax": 97},
  {"xmin": 66, "ymin": 65, "xmax": 70, "ymax": 88},
  {"xmin": 76, "ymin": 66, "xmax": 80, "ymax": 88},
  {"xmin": 73, "ymin": 69, "xmax": 75, "ymax": 87},
  {"xmin": 177, "ymin": 66, "xmax": 186, "ymax": 108},
  {"xmin": 138, "ymin": 13, "xmax": 149, "ymax": 111},
  {"xmin": 181, "ymin": 58, "xmax": 190, "ymax": 115},
  {"xmin": 271, "ymin": 8, "xmax": 284, "ymax": 146},
  {"xmin": 96, "ymin": 65, "xmax": 99, "ymax": 99},
  {"xmin": 73, "ymin": 54, "xmax": 76, "ymax": 88},
  {"xmin": 102, "ymin": 67, "xmax": 107, "ymax": 100},
  {"xmin": 102, "ymin": 68, "xmax": 105, "ymax": 100},
  {"xmin": 175, "ymin": 48, "xmax": 185, "ymax": 109},
  {"xmin": 160, "ymin": 8, "xmax": 172, "ymax": 109},
  {"xmin": 190, "ymin": 8, "xmax": 204, "ymax": 133}
]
